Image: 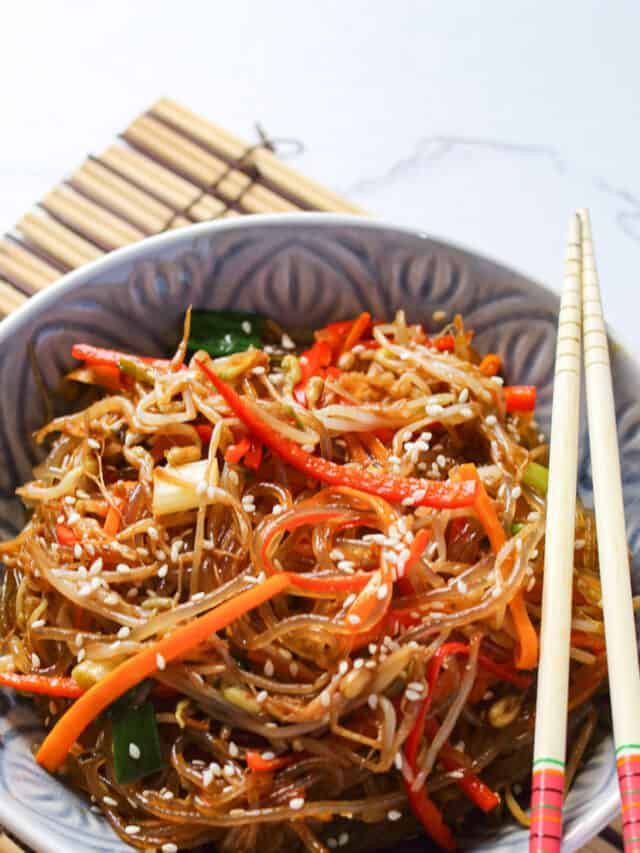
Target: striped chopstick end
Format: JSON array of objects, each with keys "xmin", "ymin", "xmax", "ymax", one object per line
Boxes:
[
  {"xmin": 529, "ymin": 761, "xmax": 565, "ymax": 853},
  {"xmin": 616, "ymin": 747, "xmax": 640, "ymax": 851}
]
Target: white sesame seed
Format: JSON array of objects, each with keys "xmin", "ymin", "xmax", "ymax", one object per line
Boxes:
[
  {"xmin": 338, "ymin": 660, "xmax": 349, "ymax": 675},
  {"xmin": 206, "ymin": 485, "xmax": 216, "ymax": 500},
  {"xmin": 405, "ymin": 690, "xmax": 421, "ymax": 702},
  {"xmin": 328, "ymin": 839, "xmax": 338, "ymax": 850},
  {"xmin": 368, "ymin": 694, "xmax": 378, "ymax": 709},
  {"xmin": 31, "ymin": 619, "xmax": 45, "ymax": 629},
  {"xmin": 115, "ymin": 563, "xmax": 130, "ymax": 574},
  {"xmin": 289, "ymin": 662, "xmax": 299, "ymax": 677},
  {"xmin": 337, "ymin": 560, "xmax": 355, "ymax": 572},
  {"xmin": 343, "ymin": 593, "xmax": 356, "ymax": 609},
  {"xmin": 192, "ymin": 592, "xmax": 205, "ymax": 601},
  {"xmin": 73, "ymin": 544, "xmax": 83, "ymax": 559},
  {"xmin": 320, "ymin": 690, "xmax": 331, "ymax": 707},
  {"xmin": 575, "ymin": 538, "xmax": 585, "ymax": 550},
  {"xmin": 491, "ymin": 376, "xmax": 504, "ymax": 385},
  {"xmin": 104, "ymin": 592, "xmax": 119, "ymax": 605},
  {"xmin": 377, "ymin": 583, "xmax": 389, "ymax": 600},
  {"xmin": 338, "ymin": 833, "xmax": 349, "ymax": 847},
  {"xmin": 485, "ymin": 414, "xmax": 497, "ymax": 426},
  {"xmin": 512, "ymin": 486, "xmax": 522, "ymax": 499},
  {"xmin": 257, "ymin": 690, "xmax": 268, "ymax": 703},
  {"xmin": 264, "ymin": 659, "xmax": 275, "ymax": 677},
  {"xmin": 103, "ymin": 795, "xmax": 118, "ymax": 806},
  {"xmin": 158, "ymin": 564, "xmax": 169, "ymax": 579},
  {"xmin": 354, "ymin": 658, "xmax": 364, "ymax": 670},
  {"xmin": 229, "ymin": 741, "xmax": 239, "ymax": 758},
  {"xmin": 281, "ymin": 334, "xmax": 295, "ymax": 350},
  {"xmin": 89, "ymin": 558, "xmax": 103, "ymax": 575},
  {"xmin": 289, "ymin": 796, "xmax": 305, "ymax": 810},
  {"xmin": 156, "ymin": 653, "xmax": 166, "ymax": 671},
  {"xmin": 394, "ymin": 751, "xmax": 403, "ymax": 770},
  {"xmin": 426, "ymin": 404, "xmax": 443, "ymax": 417},
  {"xmin": 128, "ymin": 743, "xmax": 141, "ymax": 760},
  {"xmin": 116, "ymin": 626, "xmax": 130, "ymax": 640},
  {"xmin": 436, "ymin": 454, "xmax": 447, "ymax": 468},
  {"xmin": 87, "ymin": 438, "xmax": 101, "ymax": 450},
  {"xmin": 528, "ymin": 511, "xmax": 541, "ymax": 522},
  {"xmin": 347, "ymin": 614, "xmax": 361, "ymax": 625},
  {"xmin": 162, "ymin": 845, "xmax": 178, "ymax": 853},
  {"xmin": 387, "ymin": 809, "xmax": 402, "ymax": 821},
  {"xmin": 261, "ymin": 750, "xmax": 275, "ymax": 761},
  {"xmin": 461, "ymin": 406, "xmax": 474, "ymax": 418},
  {"xmin": 89, "ymin": 577, "xmax": 102, "ymax": 591},
  {"xmin": 223, "ymin": 763, "xmax": 235, "ymax": 777},
  {"xmin": 330, "ymin": 549, "xmax": 345, "ymax": 561},
  {"xmin": 458, "ymin": 388, "xmax": 470, "ymax": 403},
  {"xmin": 125, "ymin": 825, "xmax": 140, "ymax": 835},
  {"xmin": 31, "ymin": 653, "xmax": 41, "ymax": 668}
]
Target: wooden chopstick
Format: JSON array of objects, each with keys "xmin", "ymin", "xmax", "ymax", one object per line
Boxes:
[
  {"xmin": 0, "ymin": 833, "xmax": 25, "ymax": 853},
  {"xmin": 529, "ymin": 213, "xmax": 584, "ymax": 852},
  {"xmin": 579, "ymin": 209, "xmax": 640, "ymax": 852}
]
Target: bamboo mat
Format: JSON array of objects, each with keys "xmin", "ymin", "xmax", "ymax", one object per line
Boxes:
[{"xmin": 0, "ymin": 100, "xmax": 621, "ymax": 853}]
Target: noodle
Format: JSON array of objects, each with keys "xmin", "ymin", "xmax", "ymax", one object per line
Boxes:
[{"xmin": 0, "ymin": 310, "xmax": 607, "ymax": 851}]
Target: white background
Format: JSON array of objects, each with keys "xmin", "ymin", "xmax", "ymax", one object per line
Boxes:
[{"xmin": 2, "ymin": 0, "xmax": 639, "ymax": 343}]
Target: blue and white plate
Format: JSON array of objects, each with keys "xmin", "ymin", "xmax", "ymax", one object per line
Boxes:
[{"xmin": 1, "ymin": 214, "xmax": 635, "ymax": 852}]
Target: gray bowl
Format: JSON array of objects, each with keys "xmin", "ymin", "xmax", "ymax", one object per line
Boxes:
[{"xmin": 0, "ymin": 214, "xmax": 633, "ymax": 852}]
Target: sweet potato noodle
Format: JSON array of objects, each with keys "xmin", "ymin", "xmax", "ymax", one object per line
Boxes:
[{"xmin": 0, "ymin": 310, "xmax": 607, "ymax": 852}]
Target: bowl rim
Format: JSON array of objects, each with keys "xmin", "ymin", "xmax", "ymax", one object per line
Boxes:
[{"xmin": 0, "ymin": 211, "xmax": 623, "ymax": 849}]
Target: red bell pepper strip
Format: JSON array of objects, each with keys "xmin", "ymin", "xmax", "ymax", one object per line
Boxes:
[
  {"xmin": 341, "ymin": 312, "xmax": 372, "ymax": 354},
  {"xmin": 197, "ymin": 360, "xmax": 478, "ymax": 510},
  {"xmin": 243, "ymin": 439, "xmax": 263, "ymax": 470},
  {"xmin": 195, "ymin": 423, "xmax": 213, "ymax": 444},
  {"xmin": 0, "ymin": 673, "xmax": 84, "ymax": 699},
  {"xmin": 56, "ymin": 524, "xmax": 78, "ymax": 547},
  {"xmin": 504, "ymin": 385, "xmax": 536, "ymax": 413},
  {"xmin": 71, "ymin": 344, "xmax": 180, "ymax": 371},
  {"xmin": 422, "ymin": 718, "xmax": 500, "ymax": 813},
  {"xmin": 428, "ymin": 335, "xmax": 455, "ymax": 353},
  {"xmin": 245, "ymin": 750, "xmax": 296, "ymax": 773},
  {"xmin": 395, "ymin": 527, "xmax": 432, "ymax": 597},
  {"xmin": 225, "ymin": 436, "xmax": 251, "ymax": 465}
]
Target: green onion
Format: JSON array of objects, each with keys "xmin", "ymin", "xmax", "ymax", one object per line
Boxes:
[
  {"xmin": 511, "ymin": 522, "xmax": 525, "ymax": 534},
  {"xmin": 188, "ymin": 310, "xmax": 265, "ymax": 357},
  {"xmin": 111, "ymin": 701, "xmax": 164, "ymax": 784},
  {"xmin": 522, "ymin": 462, "xmax": 549, "ymax": 495},
  {"xmin": 118, "ymin": 357, "xmax": 155, "ymax": 385}
]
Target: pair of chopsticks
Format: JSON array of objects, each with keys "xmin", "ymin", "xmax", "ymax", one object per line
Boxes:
[{"xmin": 530, "ymin": 211, "xmax": 640, "ymax": 851}]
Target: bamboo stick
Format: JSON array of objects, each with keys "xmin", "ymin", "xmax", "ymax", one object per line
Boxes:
[
  {"xmin": 42, "ymin": 187, "xmax": 144, "ymax": 251},
  {"xmin": 0, "ymin": 279, "xmax": 27, "ymax": 315},
  {"xmin": 101, "ymin": 145, "xmax": 199, "ymax": 210},
  {"xmin": 530, "ymin": 213, "xmax": 583, "ymax": 852},
  {"xmin": 71, "ymin": 160, "xmax": 170, "ymax": 233},
  {"xmin": 125, "ymin": 116, "xmax": 301, "ymax": 215},
  {"xmin": 0, "ymin": 239, "xmax": 59, "ymax": 291},
  {"xmin": 17, "ymin": 212, "xmax": 102, "ymax": 268},
  {"xmin": 151, "ymin": 97, "xmax": 366, "ymax": 214},
  {"xmin": 0, "ymin": 833, "xmax": 24, "ymax": 853}
]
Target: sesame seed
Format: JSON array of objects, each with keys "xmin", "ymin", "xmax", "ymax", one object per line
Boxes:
[
  {"xmin": 348, "ymin": 614, "xmax": 361, "ymax": 625},
  {"xmin": 128, "ymin": 743, "xmax": 141, "ymax": 760},
  {"xmin": 354, "ymin": 658, "xmax": 364, "ymax": 670},
  {"xmin": 289, "ymin": 796, "xmax": 305, "ymax": 810},
  {"xmin": 223, "ymin": 763, "xmax": 235, "ymax": 777},
  {"xmin": 89, "ymin": 558, "xmax": 103, "ymax": 575},
  {"xmin": 377, "ymin": 583, "xmax": 389, "ymax": 600},
  {"xmin": 229, "ymin": 741, "xmax": 239, "ymax": 757},
  {"xmin": 124, "ymin": 825, "xmax": 140, "ymax": 835},
  {"xmin": 512, "ymin": 486, "xmax": 522, "ymax": 499},
  {"xmin": 527, "ymin": 511, "xmax": 541, "ymax": 522},
  {"xmin": 31, "ymin": 653, "xmax": 41, "ymax": 668},
  {"xmin": 320, "ymin": 690, "xmax": 331, "ymax": 707},
  {"xmin": 387, "ymin": 809, "xmax": 402, "ymax": 821},
  {"xmin": 368, "ymin": 694, "xmax": 378, "ymax": 709},
  {"xmin": 485, "ymin": 414, "xmax": 497, "ymax": 426},
  {"xmin": 328, "ymin": 839, "xmax": 338, "ymax": 850},
  {"xmin": 192, "ymin": 592, "xmax": 205, "ymax": 601},
  {"xmin": 156, "ymin": 653, "xmax": 166, "ymax": 671},
  {"xmin": 330, "ymin": 548, "xmax": 345, "ymax": 560},
  {"xmin": 405, "ymin": 689, "xmax": 421, "ymax": 702},
  {"xmin": 491, "ymin": 375, "xmax": 504, "ymax": 385},
  {"xmin": 117, "ymin": 626, "xmax": 130, "ymax": 639},
  {"xmin": 89, "ymin": 577, "xmax": 102, "ymax": 591},
  {"xmin": 87, "ymin": 438, "xmax": 101, "ymax": 450},
  {"xmin": 264, "ymin": 659, "xmax": 275, "ymax": 677},
  {"xmin": 461, "ymin": 406, "xmax": 474, "ymax": 418},
  {"xmin": 394, "ymin": 751, "xmax": 403, "ymax": 770},
  {"xmin": 31, "ymin": 619, "xmax": 45, "ymax": 629},
  {"xmin": 289, "ymin": 662, "xmax": 299, "ymax": 677},
  {"xmin": 103, "ymin": 796, "xmax": 118, "ymax": 806},
  {"xmin": 162, "ymin": 845, "xmax": 178, "ymax": 853},
  {"xmin": 241, "ymin": 321, "xmax": 253, "ymax": 334},
  {"xmin": 158, "ymin": 564, "xmax": 169, "ymax": 578},
  {"xmin": 458, "ymin": 388, "xmax": 470, "ymax": 403},
  {"xmin": 281, "ymin": 334, "xmax": 295, "ymax": 350},
  {"xmin": 73, "ymin": 544, "xmax": 83, "ymax": 559},
  {"xmin": 426, "ymin": 404, "xmax": 443, "ymax": 417},
  {"xmin": 436, "ymin": 454, "xmax": 446, "ymax": 468},
  {"xmin": 116, "ymin": 562, "xmax": 130, "ymax": 573},
  {"xmin": 338, "ymin": 660, "xmax": 349, "ymax": 675},
  {"xmin": 257, "ymin": 690, "xmax": 268, "ymax": 703},
  {"xmin": 343, "ymin": 593, "xmax": 356, "ymax": 608},
  {"xmin": 338, "ymin": 833, "xmax": 349, "ymax": 847},
  {"xmin": 196, "ymin": 479, "xmax": 208, "ymax": 496},
  {"xmin": 575, "ymin": 538, "xmax": 585, "ymax": 550},
  {"xmin": 337, "ymin": 560, "xmax": 355, "ymax": 572},
  {"xmin": 104, "ymin": 592, "xmax": 119, "ymax": 605},
  {"xmin": 206, "ymin": 485, "xmax": 216, "ymax": 500}
]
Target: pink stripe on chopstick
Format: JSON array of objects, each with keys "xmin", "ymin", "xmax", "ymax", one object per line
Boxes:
[{"xmin": 529, "ymin": 766, "xmax": 564, "ymax": 853}]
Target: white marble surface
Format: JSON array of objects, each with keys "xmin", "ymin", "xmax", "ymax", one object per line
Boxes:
[{"xmin": 2, "ymin": 0, "xmax": 639, "ymax": 347}]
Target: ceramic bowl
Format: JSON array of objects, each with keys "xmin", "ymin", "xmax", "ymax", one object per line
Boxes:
[{"xmin": 1, "ymin": 213, "xmax": 634, "ymax": 852}]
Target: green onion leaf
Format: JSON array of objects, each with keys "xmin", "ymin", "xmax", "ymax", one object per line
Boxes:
[
  {"xmin": 522, "ymin": 462, "xmax": 549, "ymax": 495},
  {"xmin": 511, "ymin": 522, "xmax": 525, "ymax": 534},
  {"xmin": 111, "ymin": 701, "xmax": 164, "ymax": 784}
]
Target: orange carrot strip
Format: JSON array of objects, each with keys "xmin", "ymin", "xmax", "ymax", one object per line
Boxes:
[
  {"xmin": 103, "ymin": 504, "xmax": 121, "ymax": 537},
  {"xmin": 340, "ymin": 312, "xmax": 372, "ymax": 354},
  {"xmin": 454, "ymin": 463, "xmax": 538, "ymax": 670},
  {"xmin": 479, "ymin": 353, "xmax": 502, "ymax": 377},
  {"xmin": 344, "ymin": 434, "xmax": 368, "ymax": 464},
  {"xmin": 36, "ymin": 574, "xmax": 291, "ymax": 772},
  {"xmin": 360, "ymin": 432, "xmax": 389, "ymax": 463}
]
